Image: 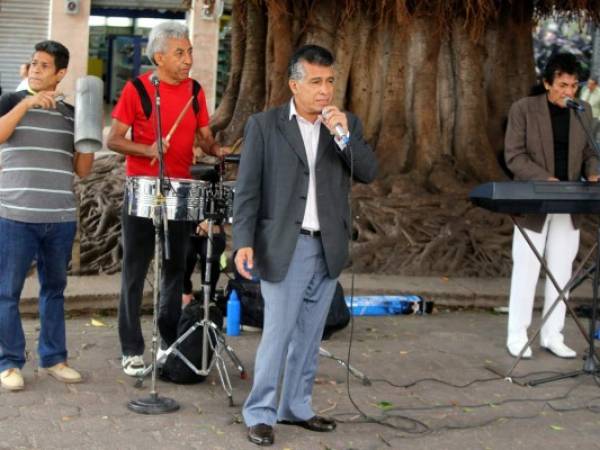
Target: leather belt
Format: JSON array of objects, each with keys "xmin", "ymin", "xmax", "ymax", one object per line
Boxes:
[{"xmin": 300, "ymin": 228, "xmax": 321, "ymax": 237}]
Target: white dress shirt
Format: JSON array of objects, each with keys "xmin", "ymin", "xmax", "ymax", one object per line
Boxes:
[{"xmin": 289, "ymin": 99, "xmax": 321, "ymax": 231}]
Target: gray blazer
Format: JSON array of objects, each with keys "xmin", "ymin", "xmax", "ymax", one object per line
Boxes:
[
  {"xmin": 504, "ymin": 93, "xmax": 600, "ymax": 231},
  {"xmin": 232, "ymin": 103, "xmax": 378, "ymax": 282}
]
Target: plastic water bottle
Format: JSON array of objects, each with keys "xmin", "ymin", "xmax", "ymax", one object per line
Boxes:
[{"xmin": 227, "ymin": 289, "xmax": 241, "ymax": 336}]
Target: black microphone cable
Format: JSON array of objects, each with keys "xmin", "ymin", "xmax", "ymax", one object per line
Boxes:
[{"xmin": 342, "ymin": 132, "xmax": 430, "ymax": 434}]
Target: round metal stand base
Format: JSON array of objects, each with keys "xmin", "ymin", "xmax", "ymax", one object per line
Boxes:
[{"xmin": 127, "ymin": 394, "xmax": 180, "ymax": 415}]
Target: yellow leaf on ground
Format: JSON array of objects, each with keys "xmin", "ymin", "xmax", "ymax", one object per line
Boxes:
[{"xmin": 91, "ymin": 318, "xmax": 106, "ymax": 327}]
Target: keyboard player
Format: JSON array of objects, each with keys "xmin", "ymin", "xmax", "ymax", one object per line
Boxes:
[{"xmin": 504, "ymin": 53, "xmax": 600, "ymax": 359}]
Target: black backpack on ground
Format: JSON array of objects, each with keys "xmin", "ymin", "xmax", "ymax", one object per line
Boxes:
[
  {"xmin": 159, "ymin": 298, "xmax": 224, "ymax": 384},
  {"xmin": 224, "ymin": 278, "xmax": 349, "ymax": 339},
  {"xmin": 322, "ymin": 283, "xmax": 351, "ymax": 340}
]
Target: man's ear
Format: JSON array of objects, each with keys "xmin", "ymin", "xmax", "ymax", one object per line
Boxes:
[
  {"xmin": 154, "ymin": 52, "xmax": 164, "ymax": 67},
  {"xmin": 543, "ymin": 80, "xmax": 551, "ymax": 91},
  {"xmin": 289, "ymin": 79, "xmax": 297, "ymax": 95},
  {"xmin": 56, "ymin": 68, "xmax": 67, "ymax": 83}
]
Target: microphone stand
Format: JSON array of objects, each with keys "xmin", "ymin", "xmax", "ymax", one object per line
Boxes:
[{"xmin": 128, "ymin": 74, "xmax": 179, "ymax": 414}]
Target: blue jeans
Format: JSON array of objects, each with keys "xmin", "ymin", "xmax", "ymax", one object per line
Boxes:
[{"xmin": 0, "ymin": 217, "xmax": 76, "ymax": 372}]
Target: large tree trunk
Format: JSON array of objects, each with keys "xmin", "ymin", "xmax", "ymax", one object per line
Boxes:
[
  {"xmin": 216, "ymin": 1, "xmax": 267, "ymax": 144},
  {"xmin": 214, "ymin": 2, "xmax": 536, "ymax": 181},
  {"xmin": 208, "ymin": 0, "xmax": 542, "ymax": 276}
]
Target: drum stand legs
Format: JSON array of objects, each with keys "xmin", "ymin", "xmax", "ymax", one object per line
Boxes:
[
  {"xmin": 128, "ymin": 193, "xmax": 179, "ymax": 414},
  {"xmin": 149, "ymin": 207, "xmax": 245, "ymax": 406}
]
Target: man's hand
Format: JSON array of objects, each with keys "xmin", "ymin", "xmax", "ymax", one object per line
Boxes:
[
  {"xmin": 148, "ymin": 138, "xmax": 170, "ymax": 163},
  {"xmin": 547, "ymin": 177, "xmax": 559, "ymax": 181},
  {"xmin": 193, "ymin": 143, "xmax": 234, "ymax": 162},
  {"xmin": 23, "ymin": 91, "xmax": 58, "ymax": 110},
  {"xmin": 589, "ymin": 175, "xmax": 600, "ymax": 182},
  {"xmin": 321, "ymin": 105, "xmax": 348, "ymax": 137},
  {"xmin": 212, "ymin": 144, "xmax": 234, "ymax": 158},
  {"xmin": 193, "ymin": 145, "xmax": 203, "ymax": 163},
  {"xmin": 235, "ymin": 247, "xmax": 254, "ymax": 280},
  {"xmin": 196, "ymin": 220, "xmax": 221, "ymax": 236}
]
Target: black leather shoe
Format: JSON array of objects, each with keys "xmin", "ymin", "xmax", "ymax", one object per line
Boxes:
[
  {"xmin": 279, "ymin": 415, "xmax": 336, "ymax": 432},
  {"xmin": 247, "ymin": 423, "xmax": 274, "ymax": 446}
]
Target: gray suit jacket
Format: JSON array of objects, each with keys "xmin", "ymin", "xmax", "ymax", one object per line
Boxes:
[
  {"xmin": 504, "ymin": 93, "xmax": 600, "ymax": 231},
  {"xmin": 232, "ymin": 103, "xmax": 378, "ymax": 282}
]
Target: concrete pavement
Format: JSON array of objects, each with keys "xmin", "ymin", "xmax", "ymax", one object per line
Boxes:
[
  {"xmin": 3, "ymin": 310, "xmax": 600, "ymax": 449},
  {"xmin": 3, "ymin": 270, "xmax": 600, "ymax": 449}
]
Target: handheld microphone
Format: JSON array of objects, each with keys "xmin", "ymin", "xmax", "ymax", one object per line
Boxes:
[
  {"xmin": 333, "ymin": 124, "xmax": 349, "ymax": 145},
  {"xmin": 564, "ymin": 97, "xmax": 585, "ymax": 112},
  {"xmin": 150, "ymin": 73, "xmax": 159, "ymax": 86},
  {"xmin": 322, "ymin": 108, "xmax": 349, "ymax": 145}
]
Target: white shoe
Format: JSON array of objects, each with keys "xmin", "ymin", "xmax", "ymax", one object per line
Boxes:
[
  {"xmin": 541, "ymin": 340, "xmax": 577, "ymax": 359},
  {"xmin": 46, "ymin": 362, "xmax": 82, "ymax": 384},
  {"xmin": 507, "ymin": 341, "xmax": 532, "ymax": 359},
  {"xmin": 122, "ymin": 355, "xmax": 146, "ymax": 377},
  {"xmin": 0, "ymin": 368, "xmax": 24, "ymax": 391}
]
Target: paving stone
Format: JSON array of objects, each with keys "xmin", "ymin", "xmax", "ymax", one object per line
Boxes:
[
  {"xmin": 0, "ymin": 390, "xmax": 41, "ymax": 407},
  {"xmin": 20, "ymin": 403, "xmax": 81, "ymax": 421},
  {"xmin": 30, "ymin": 431, "xmax": 93, "ymax": 449},
  {"xmin": 0, "ymin": 429, "xmax": 31, "ymax": 449},
  {"xmin": 0, "ymin": 404, "xmax": 21, "ymax": 420},
  {"xmin": 84, "ymin": 430, "xmax": 160, "ymax": 449},
  {"xmin": 59, "ymin": 415, "xmax": 114, "ymax": 432}
]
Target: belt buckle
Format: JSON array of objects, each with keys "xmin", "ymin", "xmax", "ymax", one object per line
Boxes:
[{"xmin": 302, "ymin": 228, "xmax": 319, "ymax": 237}]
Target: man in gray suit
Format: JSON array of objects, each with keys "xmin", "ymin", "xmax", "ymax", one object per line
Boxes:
[
  {"xmin": 505, "ymin": 53, "xmax": 599, "ymax": 360},
  {"xmin": 233, "ymin": 45, "xmax": 377, "ymax": 446}
]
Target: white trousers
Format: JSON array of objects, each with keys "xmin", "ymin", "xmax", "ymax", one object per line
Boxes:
[{"xmin": 507, "ymin": 214, "xmax": 580, "ymax": 347}]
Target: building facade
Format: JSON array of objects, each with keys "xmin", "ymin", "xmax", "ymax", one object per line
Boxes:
[{"xmin": 0, "ymin": 0, "xmax": 224, "ymax": 112}]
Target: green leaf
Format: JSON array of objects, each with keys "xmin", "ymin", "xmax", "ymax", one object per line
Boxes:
[
  {"xmin": 550, "ymin": 425, "xmax": 564, "ymax": 431},
  {"xmin": 376, "ymin": 401, "xmax": 394, "ymax": 410}
]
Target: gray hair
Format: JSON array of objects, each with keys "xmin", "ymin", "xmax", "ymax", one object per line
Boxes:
[
  {"xmin": 287, "ymin": 45, "xmax": 335, "ymax": 81},
  {"xmin": 146, "ymin": 21, "xmax": 189, "ymax": 65},
  {"xmin": 289, "ymin": 61, "xmax": 306, "ymax": 81}
]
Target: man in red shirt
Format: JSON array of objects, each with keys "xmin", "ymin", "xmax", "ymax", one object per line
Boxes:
[{"xmin": 107, "ymin": 21, "xmax": 222, "ymax": 377}]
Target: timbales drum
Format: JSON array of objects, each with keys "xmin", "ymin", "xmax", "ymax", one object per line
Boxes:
[{"xmin": 126, "ymin": 176, "xmax": 209, "ymax": 221}]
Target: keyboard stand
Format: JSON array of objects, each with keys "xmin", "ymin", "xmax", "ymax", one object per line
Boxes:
[{"xmin": 503, "ymin": 217, "xmax": 600, "ymax": 384}]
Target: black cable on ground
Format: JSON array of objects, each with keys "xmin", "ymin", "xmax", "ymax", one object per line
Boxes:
[
  {"xmin": 343, "ymin": 140, "xmax": 431, "ymax": 434},
  {"xmin": 333, "ymin": 378, "xmax": 592, "ymax": 436}
]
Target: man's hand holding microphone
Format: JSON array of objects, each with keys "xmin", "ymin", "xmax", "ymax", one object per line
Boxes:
[{"xmin": 321, "ymin": 106, "xmax": 349, "ymax": 145}]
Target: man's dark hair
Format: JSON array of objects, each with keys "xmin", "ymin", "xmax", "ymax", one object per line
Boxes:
[
  {"xmin": 542, "ymin": 52, "xmax": 580, "ymax": 84},
  {"xmin": 288, "ymin": 45, "xmax": 335, "ymax": 80},
  {"xmin": 34, "ymin": 40, "xmax": 70, "ymax": 72}
]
